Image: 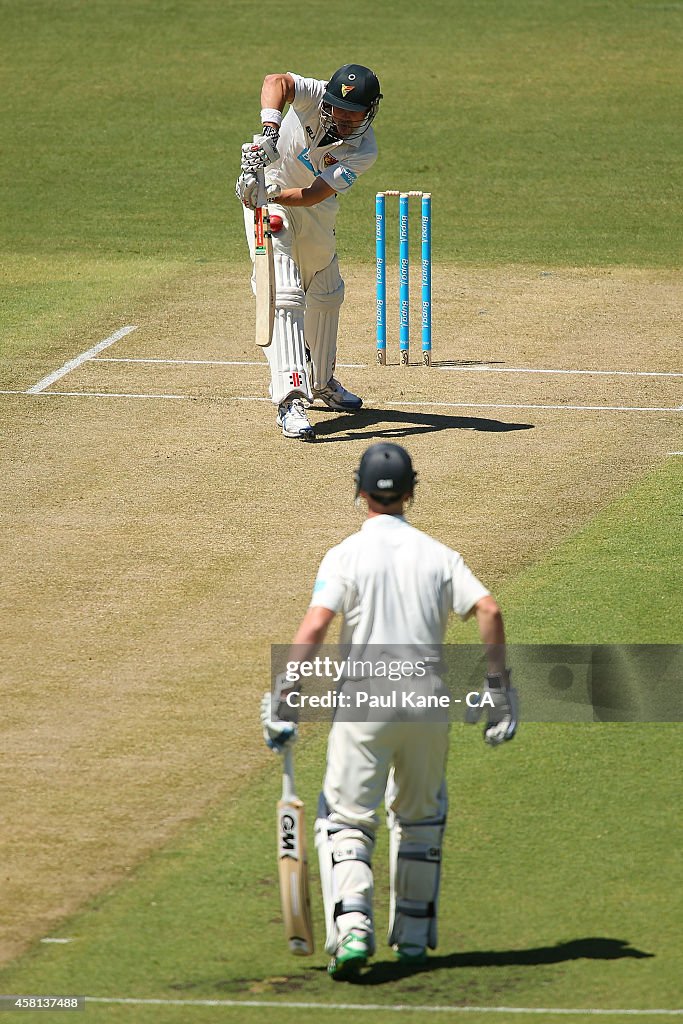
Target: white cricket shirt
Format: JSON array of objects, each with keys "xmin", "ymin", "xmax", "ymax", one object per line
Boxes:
[{"xmin": 310, "ymin": 515, "xmax": 490, "ymax": 651}]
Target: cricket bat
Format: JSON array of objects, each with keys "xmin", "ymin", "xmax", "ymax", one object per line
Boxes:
[
  {"xmin": 253, "ymin": 159, "xmax": 276, "ymax": 347},
  {"xmin": 277, "ymin": 747, "xmax": 314, "ymax": 956}
]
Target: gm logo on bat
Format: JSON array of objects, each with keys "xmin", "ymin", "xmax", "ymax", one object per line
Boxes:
[{"xmin": 280, "ymin": 814, "xmax": 298, "ymax": 854}]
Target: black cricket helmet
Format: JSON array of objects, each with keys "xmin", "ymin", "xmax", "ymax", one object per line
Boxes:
[
  {"xmin": 354, "ymin": 443, "xmax": 417, "ymax": 505},
  {"xmin": 320, "ymin": 64, "xmax": 382, "ymax": 141}
]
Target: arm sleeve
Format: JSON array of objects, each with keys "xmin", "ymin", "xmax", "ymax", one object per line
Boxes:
[
  {"xmin": 288, "ymin": 72, "xmax": 325, "ymax": 115},
  {"xmin": 319, "ymin": 141, "xmax": 378, "ymax": 193},
  {"xmin": 309, "ymin": 546, "xmax": 348, "ymax": 612},
  {"xmin": 450, "ymin": 552, "xmax": 490, "ymax": 619}
]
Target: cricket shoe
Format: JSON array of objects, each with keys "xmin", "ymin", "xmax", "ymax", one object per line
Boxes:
[
  {"xmin": 276, "ymin": 398, "xmax": 315, "ymax": 441},
  {"xmin": 393, "ymin": 943, "xmax": 428, "ymax": 965},
  {"xmin": 327, "ymin": 929, "xmax": 371, "ymax": 981},
  {"xmin": 314, "ymin": 376, "xmax": 363, "ymax": 412}
]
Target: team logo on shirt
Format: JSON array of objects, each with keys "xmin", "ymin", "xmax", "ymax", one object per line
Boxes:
[
  {"xmin": 323, "ymin": 153, "xmax": 338, "ymax": 168},
  {"xmin": 339, "ymin": 166, "xmax": 358, "ymax": 186},
  {"xmin": 341, "ymin": 84, "xmax": 355, "ymax": 98},
  {"xmin": 305, "ymin": 125, "xmax": 314, "ymax": 138}
]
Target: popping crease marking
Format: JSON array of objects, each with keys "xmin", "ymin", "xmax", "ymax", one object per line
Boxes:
[
  {"xmin": 2, "ymin": 392, "xmax": 681, "ymax": 413},
  {"xmin": 26, "ymin": 326, "xmax": 138, "ymax": 393}
]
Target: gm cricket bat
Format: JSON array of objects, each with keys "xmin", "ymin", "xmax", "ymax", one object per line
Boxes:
[
  {"xmin": 277, "ymin": 748, "xmax": 314, "ymax": 956},
  {"xmin": 253, "ymin": 159, "xmax": 275, "ymax": 347}
]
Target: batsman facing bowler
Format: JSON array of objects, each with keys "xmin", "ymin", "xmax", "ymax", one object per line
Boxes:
[{"xmin": 236, "ymin": 65, "xmax": 382, "ymax": 441}]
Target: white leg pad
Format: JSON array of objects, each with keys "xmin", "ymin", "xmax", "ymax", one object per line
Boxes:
[
  {"xmin": 315, "ymin": 815, "xmax": 375, "ymax": 955},
  {"xmin": 305, "ymin": 257, "xmax": 344, "ymax": 391},
  {"xmin": 266, "ymin": 253, "xmax": 312, "ymax": 405},
  {"xmin": 387, "ymin": 804, "xmax": 446, "ymax": 951}
]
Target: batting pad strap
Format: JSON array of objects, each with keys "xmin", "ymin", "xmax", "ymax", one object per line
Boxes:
[
  {"xmin": 333, "ymin": 845, "xmax": 372, "ymax": 868},
  {"xmin": 276, "ymin": 286, "xmax": 305, "ymax": 311},
  {"xmin": 333, "ymin": 899, "xmax": 370, "ymax": 919},
  {"xmin": 395, "ymin": 899, "xmax": 436, "ymax": 919},
  {"xmin": 397, "ymin": 816, "xmax": 447, "ymax": 829},
  {"xmin": 326, "ymin": 822, "xmax": 376, "ymax": 844},
  {"xmin": 398, "ymin": 847, "xmax": 442, "ymax": 863},
  {"xmin": 275, "ymin": 253, "xmax": 305, "ymax": 310}
]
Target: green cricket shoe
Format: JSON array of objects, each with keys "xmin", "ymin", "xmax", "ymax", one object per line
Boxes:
[
  {"xmin": 393, "ymin": 943, "xmax": 428, "ymax": 965},
  {"xmin": 327, "ymin": 930, "xmax": 371, "ymax": 980}
]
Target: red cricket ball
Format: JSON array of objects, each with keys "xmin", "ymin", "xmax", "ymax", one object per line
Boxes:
[{"xmin": 269, "ymin": 214, "xmax": 284, "ymax": 233}]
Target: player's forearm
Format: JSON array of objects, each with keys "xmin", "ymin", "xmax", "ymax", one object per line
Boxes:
[
  {"xmin": 289, "ymin": 606, "xmax": 335, "ymax": 660},
  {"xmin": 473, "ymin": 596, "xmax": 507, "ymax": 676},
  {"xmin": 260, "ymin": 73, "xmax": 294, "ymax": 118},
  {"xmin": 277, "ymin": 185, "xmax": 335, "ymax": 208}
]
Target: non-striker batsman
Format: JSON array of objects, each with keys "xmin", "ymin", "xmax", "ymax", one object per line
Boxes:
[
  {"xmin": 236, "ymin": 65, "xmax": 382, "ymax": 441},
  {"xmin": 260, "ymin": 444, "xmax": 519, "ymax": 979}
]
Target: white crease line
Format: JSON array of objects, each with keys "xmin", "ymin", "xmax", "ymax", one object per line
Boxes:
[
  {"xmin": 3, "ymin": 391, "xmax": 681, "ymax": 413},
  {"xmin": 92, "ymin": 358, "xmax": 677, "ymax": 376},
  {"xmin": 394, "ymin": 400, "xmax": 680, "ymax": 413},
  {"xmin": 96, "ymin": 358, "xmax": 263, "ymax": 366},
  {"xmin": 22, "ymin": 390, "xmax": 191, "ymax": 400},
  {"xmin": 94, "ymin": 357, "xmax": 366, "ymax": 368},
  {"xmin": 437, "ymin": 366, "xmax": 683, "ymax": 378},
  {"xmin": 26, "ymin": 326, "xmax": 137, "ymax": 394},
  {"xmin": 84, "ymin": 997, "xmax": 683, "ymax": 1016}
]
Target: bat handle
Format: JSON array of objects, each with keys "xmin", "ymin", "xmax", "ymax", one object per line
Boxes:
[
  {"xmin": 255, "ymin": 168, "xmax": 268, "ymax": 210},
  {"xmin": 282, "ymin": 747, "xmax": 295, "ymax": 800},
  {"xmin": 253, "ymin": 134, "xmax": 268, "ymax": 209}
]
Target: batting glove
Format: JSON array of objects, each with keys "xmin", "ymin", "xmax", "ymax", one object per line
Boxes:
[
  {"xmin": 240, "ymin": 134, "xmax": 279, "ymax": 171},
  {"xmin": 260, "ymin": 690, "xmax": 298, "ymax": 753},
  {"xmin": 235, "ymin": 171, "xmax": 260, "ymax": 210},
  {"xmin": 466, "ymin": 669, "xmax": 519, "ymax": 746}
]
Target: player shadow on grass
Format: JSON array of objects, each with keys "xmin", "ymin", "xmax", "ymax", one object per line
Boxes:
[
  {"xmin": 311, "ymin": 407, "xmax": 534, "ymax": 442},
  {"xmin": 311, "ymin": 937, "xmax": 654, "ymax": 986}
]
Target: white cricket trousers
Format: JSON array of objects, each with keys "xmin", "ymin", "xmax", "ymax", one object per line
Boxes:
[{"xmin": 323, "ymin": 717, "xmax": 450, "ymax": 831}]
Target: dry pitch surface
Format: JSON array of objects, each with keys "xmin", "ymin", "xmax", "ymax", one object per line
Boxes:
[{"xmin": 1, "ymin": 263, "xmax": 681, "ymax": 963}]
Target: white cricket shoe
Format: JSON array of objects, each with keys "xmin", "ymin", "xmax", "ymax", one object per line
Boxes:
[
  {"xmin": 276, "ymin": 397, "xmax": 315, "ymax": 441},
  {"xmin": 314, "ymin": 376, "xmax": 363, "ymax": 412}
]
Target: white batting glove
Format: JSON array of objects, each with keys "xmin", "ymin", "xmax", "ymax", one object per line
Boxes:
[
  {"xmin": 235, "ymin": 171, "xmax": 260, "ymax": 210},
  {"xmin": 466, "ymin": 670, "xmax": 519, "ymax": 746},
  {"xmin": 483, "ymin": 677, "xmax": 519, "ymax": 745},
  {"xmin": 240, "ymin": 134, "xmax": 279, "ymax": 171},
  {"xmin": 266, "ymin": 182, "xmax": 282, "ymax": 201},
  {"xmin": 260, "ymin": 690, "xmax": 298, "ymax": 753}
]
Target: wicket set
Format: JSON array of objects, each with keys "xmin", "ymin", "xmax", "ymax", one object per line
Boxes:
[{"xmin": 376, "ymin": 190, "xmax": 432, "ymax": 366}]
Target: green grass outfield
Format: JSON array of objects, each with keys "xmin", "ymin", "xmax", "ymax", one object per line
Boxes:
[
  {"xmin": 452, "ymin": 458, "xmax": 683, "ymax": 647},
  {"xmin": 1, "ymin": 0, "xmax": 681, "ymax": 268}
]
